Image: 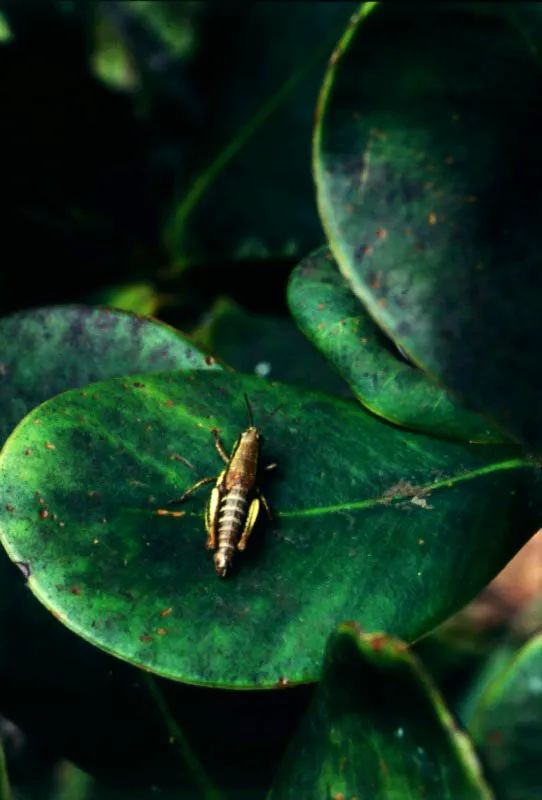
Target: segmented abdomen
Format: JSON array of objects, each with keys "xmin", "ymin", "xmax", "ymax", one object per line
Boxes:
[{"xmin": 218, "ymin": 486, "xmax": 247, "ymax": 556}]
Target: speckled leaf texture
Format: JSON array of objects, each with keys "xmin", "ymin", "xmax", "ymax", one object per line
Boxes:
[
  {"xmin": 314, "ymin": 2, "xmax": 542, "ymax": 449},
  {"xmin": 268, "ymin": 624, "xmax": 494, "ymax": 799},
  {"xmin": 288, "ymin": 246, "xmax": 506, "ymax": 442},
  {"xmin": 0, "ymin": 305, "xmax": 220, "ymax": 687},
  {"xmin": 0, "ymin": 369, "xmax": 536, "ymax": 687}
]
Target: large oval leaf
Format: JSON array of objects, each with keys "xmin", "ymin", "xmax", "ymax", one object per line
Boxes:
[
  {"xmin": 288, "ymin": 246, "xmax": 505, "ymax": 442},
  {"xmin": 0, "ymin": 305, "xmax": 220, "ymax": 687},
  {"xmin": 268, "ymin": 623, "xmax": 493, "ymax": 799},
  {"xmin": 0, "ymin": 370, "xmax": 535, "ymax": 687},
  {"xmin": 314, "ymin": 2, "xmax": 542, "ymax": 448}
]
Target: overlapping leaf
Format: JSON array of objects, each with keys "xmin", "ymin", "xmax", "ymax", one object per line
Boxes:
[
  {"xmin": 314, "ymin": 2, "xmax": 542, "ymax": 448},
  {"xmin": 268, "ymin": 623, "xmax": 493, "ymax": 799}
]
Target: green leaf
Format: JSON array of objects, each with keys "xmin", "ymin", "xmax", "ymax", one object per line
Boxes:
[
  {"xmin": 314, "ymin": 2, "xmax": 542, "ymax": 448},
  {"xmin": 268, "ymin": 623, "xmax": 493, "ymax": 800},
  {"xmin": 0, "ymin": 305, "xmax": 220, "ymax": 686},
  {"xmin": 289, "ymin": 246, "xmax": 506, "ymax": 442},
  {"xmin": 192, "ymin": 296, "xmax": 351, "ymax": 396},
  {"xmin": 0, "ymin": 370, "xmax": 535, "ymax": 687},
  {"xmin": 465, "ymin": 632, "xmax": 542, "ymax": 800},
  {"xmin": 0, "ymin": 304, "xmax": 220, "ymax": 447}
]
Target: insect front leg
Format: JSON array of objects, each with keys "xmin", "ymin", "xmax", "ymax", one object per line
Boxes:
[
  {"xmin": 257, "ymin": 490, "xmax": 273, "ymax": 521},
  {"xmin": 237, "ymin": 497, "xmax": 260, "ymax": 551},
  {"xmin": 205, "ymin": 486, "xmax": 221, "ymax": 551},
  {"xmin": 211, "ymin": 428, "xmax": 230, "ymax": 464},
  {"xmin": 166, "ymin": 475, "xmax": 216, "ymax": 506}
]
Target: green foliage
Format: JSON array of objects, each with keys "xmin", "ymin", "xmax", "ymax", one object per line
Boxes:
[
  {"xmin": 463, "ymin": 632, "xmax": 542, "ymax": 800},
  {"xmin": 268, "ymin": 623, "xmax": 493, "ymax": 799},
  {"xmin": 314, "ymin": 2, "xmax": 542, "ymax": 449},
  {"xmin": 0, "ymin": 368, "xmax": 534, "ymax": 687},
  {"xmin": 0, "ymin": 2, "xmax": 541, "ymax": 797}
]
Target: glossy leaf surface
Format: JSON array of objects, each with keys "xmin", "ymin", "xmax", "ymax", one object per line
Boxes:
[
  {"xmin": 289, "ymin": 247, "xmax": 505, "ymax": 442},
  {"xmin": 268, "ymin": 623, "xmax": 493, "ymax": 799},
  {"xmin": 0, "ymin": 370, "xmax": 534, "ymax": 687},
  {"xmin": 315, "ymin": 2, "xmax": 542, "ymax": 448}
]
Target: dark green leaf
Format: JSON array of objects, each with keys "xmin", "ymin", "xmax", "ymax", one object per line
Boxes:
[
  {"xmin": 289, "ymin": 246, "xmax": 506, "ymax": 442},
  {"xmin": 268, "ymin": 623, "xmax": 493, "ymax": 800},
  {"xmin": 465, "ymin": 632, "xmax": 542, "ymax": 800},
  {"xmin": 314, "ymin": 2, "xmax": 542, "ymax": 448},
  {"xmin": 192, "ymin": 296, "xmax": 351, "ymax": 396},
  {"xmin": 0, "ymin": 304, "xmax": 220, "ymax": 447},
  {"xmin": 0, "ymin": 370, "xmax": 534, "ymax": 687}
]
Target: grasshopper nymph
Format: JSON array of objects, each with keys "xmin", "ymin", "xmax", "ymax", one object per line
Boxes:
[{"xmin": 158, "ymin": 395, "xmax": 281, "ymax": 577}]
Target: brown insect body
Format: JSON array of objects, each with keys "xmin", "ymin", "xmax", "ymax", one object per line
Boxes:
[
  {"xmin": 210, "ymin": 426, "xmax": 262, "ymax": 577},
  {"xmin": 158, "ymin": 396, "xmax": 279, "ymax": 577}
]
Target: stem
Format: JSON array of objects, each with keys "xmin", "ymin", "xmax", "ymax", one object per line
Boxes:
[
  {"xmin": 0, "ymin": 742, "xmax": 11, "ymax": 800},
  {"xmin": 142, "ymin": 673, "xmax": 225, "ymax": 800}
]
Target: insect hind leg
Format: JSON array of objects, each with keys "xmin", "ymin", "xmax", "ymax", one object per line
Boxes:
[{"xmin": 166, "ymin": 475, "xmax": 216, "ymax": 506}]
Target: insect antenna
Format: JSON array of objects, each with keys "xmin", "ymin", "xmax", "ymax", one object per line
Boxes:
[
  {"xmin": 243, "ymin": 393, "xmax": 255, "ymax": 426},
  {"xmin": 261, "ymin": 402, "xmax": 283, "ymax": 427}
]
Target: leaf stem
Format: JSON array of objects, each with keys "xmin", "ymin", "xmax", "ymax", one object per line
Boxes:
[
  {"xmin": 0, "ymin": 741, "xmax": 11, "ymax": 800},
  {"xmin": 142, "ymin": 672, "xmax": 225, "ymax": 800}
]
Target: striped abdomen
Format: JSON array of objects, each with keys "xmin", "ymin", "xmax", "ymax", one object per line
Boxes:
[{"xmin": 214, "ymin": 487, "xmax": 247, "ymax": 576}]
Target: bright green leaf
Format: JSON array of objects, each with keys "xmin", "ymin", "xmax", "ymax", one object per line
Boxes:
[
  {"xmin": 0, "ymin": 305, "xmax": 220, "ymax": 686},
  {"xmin": 268, "ymin": 623, "xmax": 494, "ymax": 800},
  {"xmin": 0, "ymin": 370, "xmax": 535, "ymax": 687},
  {"xmin": 289, "ymin": 246, "xmax": 506, "ymax": 442},
  {"xmin": 314, "ymin": 2, "xmax": 542, "ymax": 448}
]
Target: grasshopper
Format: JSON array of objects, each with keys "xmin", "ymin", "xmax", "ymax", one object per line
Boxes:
[{"xmin": 158, "ymin": 395, "xmax": 281, "ymax": 577}]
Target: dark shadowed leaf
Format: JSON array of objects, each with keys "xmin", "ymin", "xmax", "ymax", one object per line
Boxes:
[
  {"xmin": 314, "ymin": 2, "xmax": 542, "ymax": 448},
  {"xmin": 289, "ymin": 246, "xmax": 505, "ymax": 442},
  {"xmin": 161, "ymin": 4, "xmax": 354, "ymax": 268},
  {"xmin": 192, "ymin": 296, "xmax": 351, "ymax": 396},
  {"xmin": 465, "ymin": 632, "xmax": 542, "ymax": 800},
  {"xmin": 0, "ymin": 370, "xmax": 535, "ymax": 687},
  {"xmin": 268, "ymin": 623, "xmax": 493, "ymax": 800}
]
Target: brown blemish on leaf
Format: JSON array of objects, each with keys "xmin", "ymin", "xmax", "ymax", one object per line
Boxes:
[
  {"xmin": 276, "ymin": 676, "xmax": 289, "ymax": 688},
  {"xmin": 39, "ymin": 508, "xmax": 49, "ymax": 520},
  {"xmin": 427, "ymin": 213, "xmax": 437, "ymax": 225},
  {"xmin": 380, "ymin": 480, "xmax": 431, "ymax": 506},
  {"xmin": 205, "ymin": 355, "xmax": 215, "ymax": 366},
  {"xmin": 44, "ymin": 442, "xmax": 55, "ymax": 450},
  {"xmin": 156, "ymin": 628, "xmax": 168, "ymax": 636},
  {"xmin": 24, "ymin": 449, "xmax": 32, "ymax": 456},
  {"xmin": 33, "ymin": 419, "xmax": 41, "ymax": 425},
  {"xmin": 70, "ymin": 586, "xmax": 82, "ymax": 596},
  {"xmin": 418, "ymin": 538, "xmax": 425, "ymax": 545},
  {"xmin": 377, "ymin": 298, "xmax": 387, "ymax": 308},
  {"xmin": 318, "ymin": 323, "xmax": 325, "ymax": 331},
  {"xmin": 133, "ymin": 382, "xmax": 145, "ymax": 389},
  {"xmin": 87, "ymin": 490, "xmax": 102, "ymax": 498},
  {"xmin": 376, "ymin": 228, "xmax": 387, "ymax": 240},
  {"xmin": 333, "ymin": 794, "xmax": 346, "ymax": 800},
  {"xmin": 362, "ymin": 244, "xmax": 372, "ymax": 256},
  {"xmin": 160, "ymin": 607, "xmax": 173, "ymax": 618},
  {"xmin": 5, "ymin": 504, "xmax": 14, "ymax": 512},
  {"xmin": 140, "ymin": 634, "xmax": 153, "ymax": 643},
  {"xmin": 317, "ymin": 303, "xmax": 325, "ymax": 311}
]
